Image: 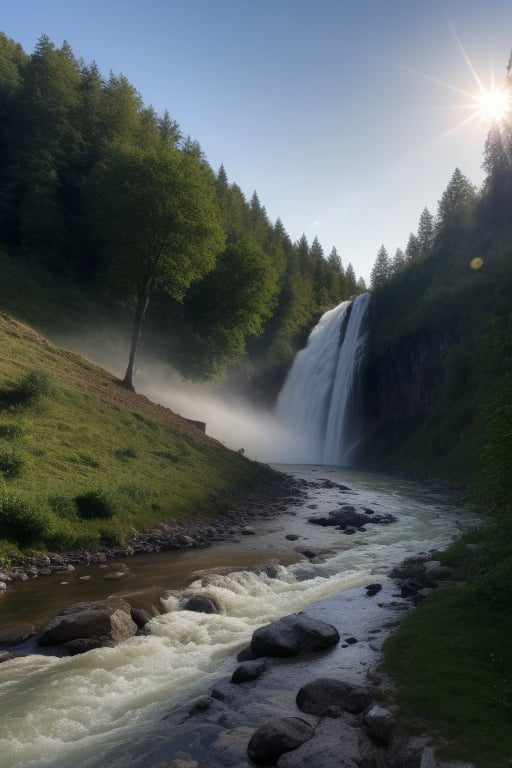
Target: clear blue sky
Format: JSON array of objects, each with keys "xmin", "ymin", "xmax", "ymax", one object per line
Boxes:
[{"xmin": 2, "ymin": 0, "xmax": 511, "ymax": 282}]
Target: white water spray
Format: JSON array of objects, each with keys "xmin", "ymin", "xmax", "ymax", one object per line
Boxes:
[{"xmin": 276, "ymin": 293, "xmax": 370, "ymax": 465}]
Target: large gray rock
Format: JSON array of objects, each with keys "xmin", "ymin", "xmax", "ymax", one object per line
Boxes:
[
  {"xmin": 38, "ymin": 596, "xmax": 137, "ymax": 648},
  {"xmin": 363, "ymin": 704, "xmax": 396, "ymax": 745},
  {"xmin": 247, "ymin": 717, "xmax": 314, "ymax": 766},
  {"xmin": 296, "ymin": 677, "xmax": 372, "ymax": 716},
  {"xmin": 250, "ymin": 614, "xmax": 340, "ymax": 658},
  {"xmin": 277, "ymin": 715, "xmax": 379, "ymax": 768}
]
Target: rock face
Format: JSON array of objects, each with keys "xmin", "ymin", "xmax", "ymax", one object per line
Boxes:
[
  {"xmin": 247, "ymin": 717, "xmax": 314, "ymax": 766},
  {"xmin": 296, "ymin": 677, "xmax": 372, "ymax": 716},
  {"xmin": 38, "ymin": 596, "xmax": 137, "ymax": 649},
  {"xmin": 250, "ymin": 614, "xmax": 340, "ymax": 659}
]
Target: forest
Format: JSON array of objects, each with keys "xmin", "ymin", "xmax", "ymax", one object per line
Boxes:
[{"xmin": 0, "ymin": 32, "xmax": 365, "ymax": 400}]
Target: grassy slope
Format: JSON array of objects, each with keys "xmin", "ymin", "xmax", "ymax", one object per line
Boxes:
[
  {"xmin": 383, "ymin": 533, "xmax": 512, "ymax": 768},
  {"xmin": 0, "ymin": 313, "xmax": 276, "ymax": 558}
]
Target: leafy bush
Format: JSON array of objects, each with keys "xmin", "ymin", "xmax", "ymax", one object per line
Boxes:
[
  {"xmin": 0, "ymin": 449, "xmax": 25, "ymax": 478},
  {"xmin": 75, "ymin": 489, "xmax": 116, "ymax": 520},
  {"xmin": 99, "ymin": 527, "xmax": 123, "ymax": 547},
  {"xmin": 0, "ymin": 423, "xmax": 23, "ymax": 440},
  {"xmin": 115, "ymin": 447, "xmax": 138, "ymax": 461},
  {"xmin": 0, "ymin": 494, "xmax": 53, "ymax": 547},
  {"xmin": 0, "ymin": 369, "xmax": 53, "ymax": 409}
]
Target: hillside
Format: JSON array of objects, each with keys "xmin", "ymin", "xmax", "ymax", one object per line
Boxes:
[{"xmin": 0, "ymin": 313, "xmax": 279, "ymax": 560}]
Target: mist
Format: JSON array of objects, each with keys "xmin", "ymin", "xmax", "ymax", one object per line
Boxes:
[{"xmin": 56, "ymin": 327, "xmax": 308, "ymax": 465}]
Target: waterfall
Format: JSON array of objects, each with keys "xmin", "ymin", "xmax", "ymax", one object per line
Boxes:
[{"xmin": 276, "ymin": 292, "xmax": 370, "ymax": 465}]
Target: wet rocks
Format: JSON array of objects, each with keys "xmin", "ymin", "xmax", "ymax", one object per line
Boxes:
[
  {"xmin": 296, "ymin": 677, "xmax": 372, "ymax": 716},
  {"xmin": 250, "ymin": 614, "xmax": 340, "ymax": 659},
  {"xmin": 183, "ymin": 594, "xmax": 220, "ymax": 614},
  {"xmin": 231, "ymin": 659, "xmax": 267, "ymax": 684},
  {"xmin": 365, "ymin": 583, "xmax": 382, "ymax": 597},
  {"xmin": 0, "ymin": 621, "xmax": 35, "ymax": 648},
  {"xmin": 308, "ymin": 505, "xmax": 396, "ymax": 531},
  {"xmin": 363, "ymin": 703, "xmax": 396, "ymax": 745},
  {"xmin": 38, "ymin": 596, "xmax": 137, "ymax": 650},
  {"xmin": 277, "ymin": 715, "xmax": 378, "ymax": 768},
  {"xmin": 247, "ymin": 717, "xmax": 314, "ymax": 766}
]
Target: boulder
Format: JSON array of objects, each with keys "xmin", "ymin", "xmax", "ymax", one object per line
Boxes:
[
  {"xmin": 277, "ymin": 715, "xmax": 378, "ymax": 768},
  {"xmin": 308, "ymin": 506, "xmax": 396, "ymax": 529},
  {"xmin": 183, "ymin": 594, "xmax": 220, "ymax": 614},
  {"xmin": 247, "ymin": 717, "xmax": 314, "ymax": 766},
  {"xmin": 296, "ymin": 678, "xmax": 372, "ymax": 715},
  {"xmin": 38, "ymin": 596, "xmax": 137, "ymax": 647},
  {"xmin": 231, "ymin": 659, "xmax": 267, "ymax": 684},
  {"xmin": 250, "ymin": 614, "xmax": 340, "ymax": 658},
  {"xmin": 363, "ymin": 704, "xmax": 396, "ymax": 745}
]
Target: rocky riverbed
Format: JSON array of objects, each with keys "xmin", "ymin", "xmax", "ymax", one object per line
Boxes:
[{"xmin": 0, "ymin": 466, "xmax": 477, "ymax": 768}]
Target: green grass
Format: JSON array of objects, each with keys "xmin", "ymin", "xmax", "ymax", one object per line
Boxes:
[
  {"xmin": 0, "ymin": 314, "xmax": 277, "ymax": 558},
  {"xmin": 384, "ymin": 582, "xmax": 512, "ymax": 768}
]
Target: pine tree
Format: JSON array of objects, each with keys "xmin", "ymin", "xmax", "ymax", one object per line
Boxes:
[
  {"xmin": 370, "ymin": 245, "xmax": 391, "ymax": 290},
  {"xmin": 417, "ymin": 207, "xmax": 435, "ymax": 258}
]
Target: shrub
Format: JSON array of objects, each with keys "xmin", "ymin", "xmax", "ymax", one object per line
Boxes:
[
  {"xmin": 0, "ymin": 369, "xmax": 53, "ymax": 409},
  {"xmin": 75, "ymin": 489, "xmax": 116, "ymax": 520},
  {"xmin": 99, "ymin": 527, "xmax": 123, "ymax": 547},
  {"xmin": 0, "ymin": 495, "xmax": 53, "ymax": 547},
  {"xmin": 0, "ymin": 423, "xmax": 23, "ymax": 440},
  {"xmin": 0, "ymin": 449, "xmax": 25, "ymax": 479},
  {"xmin": 115, "ymin": 447, "xmax": 138, "ymax": 461}
]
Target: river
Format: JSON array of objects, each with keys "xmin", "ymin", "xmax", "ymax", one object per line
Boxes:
[{"xmin": 0, "ymin": 465, "xmax": 470, "ymax": 768}]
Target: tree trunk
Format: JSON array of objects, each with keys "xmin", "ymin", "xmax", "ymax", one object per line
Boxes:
[{"xmin": 122, "ymin": 294, "xmax": 149, "ymax": 392}]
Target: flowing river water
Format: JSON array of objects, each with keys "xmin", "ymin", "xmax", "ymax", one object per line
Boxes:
[{"xmin": 0, "ymin": 465, "xmax": 471, "ymax": 768}]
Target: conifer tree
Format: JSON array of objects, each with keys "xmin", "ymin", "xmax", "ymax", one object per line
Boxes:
[{"xmin": 370, "ymin": 245, "xmax": 391, "ymax": 290}]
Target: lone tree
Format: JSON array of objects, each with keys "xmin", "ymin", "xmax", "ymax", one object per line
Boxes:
[{"xmin": 87, "ymin": 139, "xmax": 225, "ymax": 389}]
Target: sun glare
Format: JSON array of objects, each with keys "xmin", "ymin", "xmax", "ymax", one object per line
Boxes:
[{"xmin": 477, "ymin": 87, "xmax": 511, "ymax": 122}]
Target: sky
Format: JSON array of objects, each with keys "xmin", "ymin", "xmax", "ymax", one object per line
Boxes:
[{"xmin": 2, "ymin": 0, "xmax": 511, "ymax": 283}]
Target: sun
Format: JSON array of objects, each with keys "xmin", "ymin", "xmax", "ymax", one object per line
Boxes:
[{"xmin": 477, "ymin": 87, "xmax": 511, "ymax": 122}]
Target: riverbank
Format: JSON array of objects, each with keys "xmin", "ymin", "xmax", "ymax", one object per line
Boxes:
[{"xmin": 0, "ymin": 469, "xmax": 306, "ymax": 586}]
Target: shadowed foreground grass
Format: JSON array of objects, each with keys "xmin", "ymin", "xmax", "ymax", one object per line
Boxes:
[
  {"xmin": 0, "ymin": 313, "xmax": 278, "ymax": 558},
  {"xmin": 383, "ymin": 584, "xmax": 512, "ymax": 768}
]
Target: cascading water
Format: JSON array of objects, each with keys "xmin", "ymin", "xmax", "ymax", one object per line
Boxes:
[{"xmin": 276, "ymin": 292, "xmax": 370, "ymax": 465}]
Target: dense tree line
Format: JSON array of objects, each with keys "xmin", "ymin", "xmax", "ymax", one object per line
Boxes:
[
  {"xmin": 365, "ymin": 97, "xmax": 512, "ymax": 527},
  {"xmin": 0, "ymin": 33, "xmax": 364, "ymax": 394}
]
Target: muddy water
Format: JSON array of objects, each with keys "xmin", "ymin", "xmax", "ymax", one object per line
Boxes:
[{"xmin": 0, "ymin": 466, "xmax": 471, "ymax": 768}]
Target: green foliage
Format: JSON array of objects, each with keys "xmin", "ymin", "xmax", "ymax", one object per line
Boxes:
[
  {"xmin": 0, "ymin": 423, "xmax": 23, "ymax": 440},
  {"xmin": 0, "ymin": 369, "xmax": 52, "ymax": 409},
  {"xmin": 0, "ymin": 448, "xmax": 24, "ymax": 478},
  {"xmin": 384, "ymin": 587, "xmax": 512, "ymax": 768},
  {"xmin": 74, "ymin": 489, "xmax": 116, "ymax": 520},
  {"xmin": 0, "ymin": 493, "xmax": 53, "ymax": 546}
]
